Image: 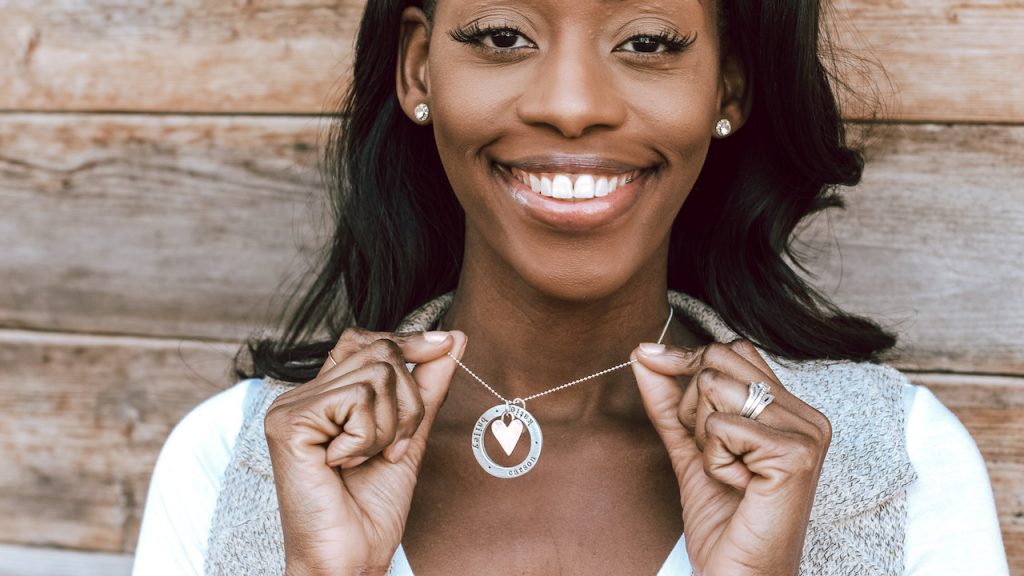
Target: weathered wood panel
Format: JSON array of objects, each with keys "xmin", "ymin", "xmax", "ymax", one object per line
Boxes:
[
  {"xmin": 0, "ymin": 329, "xmax": 237, "ymax": 552},
  {"xmin": 829, "ymin": 0, "xmax": 1024, "ymax": 122},
  {"xmin": 792, "ymin": 123, "xmax": 1024, "ymax": 375},
  {"xmin": 0, "ymin": 113, "xmax": 324, "ymax": 343},
  {"xmin": 0, "ymin": 544, "xmax": 133, "ymax": 576},
  {"xmin": 0, "ymin": 0, "xmax": 363, "ymax": 114},
  {"xmin": 2, "ymin": 115, "xmax": 1021, "ymax": 373},
  {"xmin": 0, "ymin": 0, "xmax": 1022, "ymax": 122}
]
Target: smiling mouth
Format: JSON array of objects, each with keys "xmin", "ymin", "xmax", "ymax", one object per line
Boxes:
[{"xmin": 494, "ymin": 163, "xmax": 649, "ymax": 200}]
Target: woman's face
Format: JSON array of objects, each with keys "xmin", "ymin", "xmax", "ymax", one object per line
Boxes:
[{"xmin": 399, "ymin": 0, "xmax": 743, "ymax": 297}]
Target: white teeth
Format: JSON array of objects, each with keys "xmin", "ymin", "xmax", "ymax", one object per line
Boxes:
[
  {"xmin": 505, "ymin": 166, "xmax": 642, "ymax": 199},
  {"xmin": 540, "ymin": 176, "xmax": 553, "ymax": 196},
  {"xmin": 573, "ymin": 174, "xmax": 595, "ymax": 199},
  {"xmin": 551, "ymin": 175, "xmax": 573, "ymax": 199}
]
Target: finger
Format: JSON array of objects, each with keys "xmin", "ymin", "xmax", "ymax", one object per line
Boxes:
[
  {"xmin": 637, "ymin": 341, "xmax": 769, "ymax": 383},
  {"xmin": 397, "ymin": 330, "xmax": 468, "ymax": 467},
  {"xmin": 317, "ymin": 326, "xmax": 454, "ymax": 379},
  {"xmin": 724, "ymin": 338, "xmax": 780, "ymax": 386},
  {"xmin": 629, "ymin": 348, "xmax": 700, "ymax": 467},
  {"xmin": 703, "ymin": 411, "xmax": 822, "ymax": 497},
  {"xmin": 338, "ymin": 338, "xmax": 423, "ymax": 463},
  {"xmin": 284, "ymin": 379, "xmax": 378, "ymax": 469},
  {"xmin": 276, "ymin": 363, "xmax": 395, "ymax": 468},
  {"xmin": 689, "ymin": 368, "xmax": 818, "ymax": 452}
]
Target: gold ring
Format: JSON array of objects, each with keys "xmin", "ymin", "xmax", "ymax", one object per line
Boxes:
[{"xmin": 328, "ymin": 350, "xmax": 338, "ymax": 367}]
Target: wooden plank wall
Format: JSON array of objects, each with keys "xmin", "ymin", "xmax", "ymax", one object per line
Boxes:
[{"xmin": 1, "ymin": 0, "xmax": 1021, "ymax": 573}]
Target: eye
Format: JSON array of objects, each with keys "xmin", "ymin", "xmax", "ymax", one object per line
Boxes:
[
  {"xmin": 616, "ymin": 31, "xmax": 696, "ymax": 56},
  {"xmin": 449, "ymin": 23, "xmax": 536, "ymax": 53},
  {"xmin": 481, "ymin": 28, "xmax": 533, "ymax": 49}
]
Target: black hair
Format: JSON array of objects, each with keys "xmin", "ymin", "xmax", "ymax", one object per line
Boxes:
[{"xmin": 233, "ymin": 0, "xmax": 899, "ymax": 383}]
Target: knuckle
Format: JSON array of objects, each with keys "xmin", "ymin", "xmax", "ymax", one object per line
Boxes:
[
  {"xmin": 364, "ymin": 361, "xmax": 398, "ymax": 388},
  {"xmin": 728, "ymin": 338, "xmax": 758, "ymax": 355},
  {"xmin": 352, "ymin": 380, "xmax": 377, "ymax": 402},
  {"xmin": 785, "ymin": 434, "xmax": 821, "ymax": 472},
  {"xmin": 695, "ymin": 368, "xmax": 724, "ymax": 399},
  {"xmin": 368, "ymin": 337, "xmax": 403, "ymax": 360},
  {"xmin": 815, "ymin": 411, "xmax": 834, "ymax": 444},
  {"xmin": 700, "ymin": 342, "xmax": 728, "ymax": 366}
]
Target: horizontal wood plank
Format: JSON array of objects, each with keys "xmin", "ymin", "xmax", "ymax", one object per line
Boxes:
[
  {"xmin": 830, "ymin": 0, "xmax": 1024, "ymax": 122},
  {"xmin": 0, "ymin": 0, "xmax": 1022, "ymax": 122},
  {"xmin": 0, "ymin": 113, "xmax": 324, "ymax": 343},
  {"xmin": 0, "ymin": 329, "xmax": 237, "ymax": 552},
  {"xmin": 2, "ymin": 115, "xmax": 1021, "ymax": 374},
  {"xmin": 791, "ymin": 123, "xmax": 1024, "ymax": 375},
  {"xmin": 0, "ymin": 544, "xmax": 133, "ymax": 576}
]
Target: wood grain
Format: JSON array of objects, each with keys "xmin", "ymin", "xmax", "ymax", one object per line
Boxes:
[
  {"xmin": 0, "ymin": 113, "xmax": 325, "ymax": 343},
  {"xmin": 1, "ymin": 0, "xmax": 1022, "ymax": 122},
  {"xmin": 2, "ymin": 115, "xmax": 1021, "ymax": 374},
  {"xmin": 830, "ymin": 0, "xmax": 1024, "ymax": 122},
  {"xmin": 0, "ymin": 544, "xmax": 133, "ymax": 576},
  {"xmin": 0, "ymin": 329, "xmax": 237, "ymax": 552},
  {"xmin": 792, "ymin": 122, "xmax": 1024, "ymax": 375}
]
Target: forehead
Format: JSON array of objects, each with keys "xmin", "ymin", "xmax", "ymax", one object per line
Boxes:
[{"xmin": 435, "ymin": 0, "xmax": 710, "ymax": 20}]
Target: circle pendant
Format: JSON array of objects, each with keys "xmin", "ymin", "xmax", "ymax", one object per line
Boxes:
[{"xmin": 471, "ymin": 404, "xmax": 543, "ymax": 478}]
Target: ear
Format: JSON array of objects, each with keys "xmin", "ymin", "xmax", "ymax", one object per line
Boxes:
[
  {"xmin": 396, "ymin": 6, "xmax": 432, "ymax": 124},
  {"xmin": 715, "ymin": 50, "xmax": 752, "ymax": 137}
]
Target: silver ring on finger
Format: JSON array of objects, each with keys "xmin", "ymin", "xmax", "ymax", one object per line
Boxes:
[
  {"xmin": 740, "ymin": 381, "xmax": 772, "ymax": 419},
  {"xmin": 747, "ymin": 392, "xmax": 774, "ymax": 421}
]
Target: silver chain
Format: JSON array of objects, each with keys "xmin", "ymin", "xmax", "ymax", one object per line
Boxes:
[{"xmin": 437, "ymin": 304, "xmax": 674, "ymax": 407}]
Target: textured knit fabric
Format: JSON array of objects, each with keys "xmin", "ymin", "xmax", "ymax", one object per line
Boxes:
[{"xmin": 204, "ymin": 290, "xmax": 919, "ymax": 575}]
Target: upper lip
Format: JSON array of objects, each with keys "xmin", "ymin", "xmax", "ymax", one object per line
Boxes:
[{"xmin": 496, "ymin": 154, "xmax": 656, "ymax": 175}]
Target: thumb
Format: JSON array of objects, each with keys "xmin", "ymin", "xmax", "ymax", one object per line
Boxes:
[
  {"xmin": 405, "ymin": 330, "xmax": 467, "ymax": 451},
  {"xmin": 630, "ymin": 348, "xmax": 693, "ymax": 459}
]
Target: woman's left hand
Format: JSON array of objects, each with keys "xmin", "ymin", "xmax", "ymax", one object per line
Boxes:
[{"xmin": 630, "ymin": 339, "xmax": 832, "ymax": 576}]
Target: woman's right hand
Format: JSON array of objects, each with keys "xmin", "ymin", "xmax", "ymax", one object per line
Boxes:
[{"xmin": 264, "ymin": 326, "xmax": 467, "ymax": 576}]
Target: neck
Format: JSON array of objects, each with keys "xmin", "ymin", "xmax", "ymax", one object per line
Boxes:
[{"xmin": 434, "ymin": 258, "xmax": 708, "ymax": 427}]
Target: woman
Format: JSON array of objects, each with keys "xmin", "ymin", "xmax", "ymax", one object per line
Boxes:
[{"xmin": 133, "ymin": 0, "xmax": 1010, "ymax": 574}]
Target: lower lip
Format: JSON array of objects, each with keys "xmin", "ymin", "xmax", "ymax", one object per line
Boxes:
[{"xmin": 494, "ymin": 164, "xmax": 653, "ymax": 232}]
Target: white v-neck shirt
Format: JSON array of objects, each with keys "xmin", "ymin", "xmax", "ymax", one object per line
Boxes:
[{"xmin": 131, "ymin": 378, "xmax": 1010, "ymax": 575}]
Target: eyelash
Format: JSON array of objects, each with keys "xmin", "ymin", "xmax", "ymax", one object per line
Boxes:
[{"xmin": 448, "ymin": 23, "xmax": 695, "ymax": 59}]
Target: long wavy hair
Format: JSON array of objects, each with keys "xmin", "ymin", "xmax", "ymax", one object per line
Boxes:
[{"xmin": 233, "ymin": 0, "xmax": 899, "ymax": 383}]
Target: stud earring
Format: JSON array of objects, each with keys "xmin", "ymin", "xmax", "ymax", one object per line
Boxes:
[
  {"xmin": 414, "ymin": 103, "xmax": 430, "ymax": 123},
  {"xmin": 715, "ymin": 118, "xmax": 732, "ymax": 138}
]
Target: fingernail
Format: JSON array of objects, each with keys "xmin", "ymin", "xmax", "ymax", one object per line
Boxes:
[
  {"xmin": 639, "ymin": 343, "xmax": 666, "ymax": 356},
  {"xmin": 423, "ymin": 330, "xmax": 450, "ymax": 343}
]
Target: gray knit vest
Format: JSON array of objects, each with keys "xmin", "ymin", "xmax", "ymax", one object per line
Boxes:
[{"xmin": 205, "ymin": 290, "xmax": 918, "ymax": 575}]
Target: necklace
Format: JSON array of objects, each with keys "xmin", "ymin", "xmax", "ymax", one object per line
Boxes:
[{"xmin": 436, "ymin": 304, "xmax": 674, "ymax": 479}]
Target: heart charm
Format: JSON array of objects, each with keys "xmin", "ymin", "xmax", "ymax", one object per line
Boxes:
[{"xmin": 490, "ymin": 417, "xmax": 524, "ymax": 456}]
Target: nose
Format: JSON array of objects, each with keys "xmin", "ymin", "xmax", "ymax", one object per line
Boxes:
[{"xmin": 515, "ymin": 38, "xmax": 628, "ymax": 139}]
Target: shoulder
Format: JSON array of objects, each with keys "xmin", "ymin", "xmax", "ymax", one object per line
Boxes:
[
  {"xmin": 755, "ymin": 350, "xmax": 913, "ymax": 422},
  {"xmin": 161, "ymin": 377, "xmax": 263, "ymax": 472},
  {"xmin": 132, "ymin": 378, "xmax": 264, "ymax": 576},
  {"xmin": 901, "ymin": 383, "xmax": 1011, "ymax": 573},
  {"xmin": 754, "ymin": 353, "xmax": 919, "ymax": 522}
]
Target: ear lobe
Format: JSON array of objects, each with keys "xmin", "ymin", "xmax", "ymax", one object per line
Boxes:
[
  {"xmin": 716, "ymin": 51, "xmax": 752, "ymax": 136},
  {"xmin": 396, "ymin": 7, "xmax": 432, "ymax": 123}
]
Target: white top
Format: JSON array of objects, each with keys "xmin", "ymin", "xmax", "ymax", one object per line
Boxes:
[{"xmin": 132, "ymin": 378, "xmax": 1010, "ymax": 576}]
